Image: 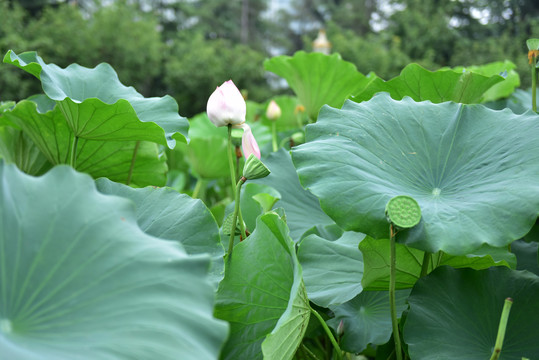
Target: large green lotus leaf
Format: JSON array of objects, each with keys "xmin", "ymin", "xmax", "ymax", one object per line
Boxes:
[
  {"xmin": 297, "ymin": 231, "xmax": 365, "ymax": 307},
  {"xmin": 292, "ymin": 94, "xmax": 539, "ymax": 255},
  {"xmin": 215, "ymin": 213, "xmax": 310, "ymax": 360},
  {"xmin": 352, "ymin": 63, "xmax": 504, "ymax": 104},
  {"xmin": 404, "ymin": 266, "xmax": 539, "ymax": 360},
  {"xmin": 264, "ymin": 51, "xmax": 368, "ymax": 120},
  {"xmin": 359, "ymin": 236, "xmax": 516, "ymax": 291},
  {"xmin": 487, "ymin": 88, "xmax": 539, "ymax": 115},
  {"xmin": 327, "ymin": 289, "xmax": 411, "ymax": 353},
  {"xmin": 0, "ymin": 125, "xmax": 52, "ymax": 176},
  {"xmin": 3, "ymin": 50, "xmax": 188, "ymax": 147},
  {"xmin": 95, "ymin": 178, "xmax": 224, "ymax": 286},
  {"xmin": 240, "ymin": 183, "xmax": 281, "ymax": 232},
  {"xmin": 252, "ymin": 149, "xmax": 335, "ymax": 241},
  {"xmin": 183, "ymin": 113, "xmax": 229, "ymax": 179},
  {"xmin": 300, "ymin": 223, "xmax": 344, "ymax": 242},
  {"xmin": 0, "ymin": 162, "xmax": 228, "ymax": 359},
  {"xmin": 4, "ymin": 99, "xmax": 166, "ymax": 186},
  {"xmin": 0, "ymin": 101, "xmax": 15, "ymax": 113},
  {"xmin": 451, "ymin": 60, "xmax": 520, "ymax": 102}
]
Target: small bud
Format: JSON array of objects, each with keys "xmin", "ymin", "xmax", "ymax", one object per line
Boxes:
[
  {"xmin": 294, "ymin": 104, "xmax": 305, "ymax": 114},
  {"xmin": 291, "ymin": 132, "xmax": 305, "ymax": 145},
  {"xmin": 337, "ymin": 320, "xmax": 344, "ymax": 337},
  {"xmin": 206, "ymin": 80, "xmax": 246, "ymax": 127},
  {"xmin": 243, "ymin": 154, "xmax": 270, "ymax": 180},
  {"xmin": 266, "ymin": 100, "xmax": 282, "ymax": 121}
]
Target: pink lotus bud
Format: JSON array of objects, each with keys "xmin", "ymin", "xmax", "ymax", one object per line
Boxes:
[
  {"xmin": 238, "ymin": 123, "xmax": 261, "ymax": 159},
  {"xmin": 337, "ymin": 320, "xmax": 344, "ymax": 337},
  {"xmin": 266, "ymin": 100, "xmax": 282, "ymax": 121},
  {"xmin": 206, "ymin": 80, "xmax": 246, "ymax": 127}
]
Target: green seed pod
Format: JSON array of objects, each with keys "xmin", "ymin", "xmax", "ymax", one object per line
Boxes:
[
  {"xmin": 242, "ymin": 154, "xmax": 270, "ymax": 180},
  {"xmin": 385, "ymin": 195, "xmax": 421, "ymax": 229}
]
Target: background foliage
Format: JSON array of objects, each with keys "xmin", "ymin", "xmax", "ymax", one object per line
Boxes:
[{"xmin": 1, "ymin": 0, "xmax": 538, "ymax": 116}]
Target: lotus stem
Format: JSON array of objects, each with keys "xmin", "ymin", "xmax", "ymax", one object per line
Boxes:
[
  {"xmin": 271, "ymin": 121, "xmax": 278, "ymax": 152},
  {"xmin": 489, "ymin": 297, "xmax": 513, "ymax": 360},
  {"xmin": 420, "ymin": 252, "xmax": 431, "ymax": 278},
  {"xmin": 227, "ymin": 177, "xmax": 246, "ymax": 261},
  {"xmin": 126, "ymin": 141, "xmax": 140, "ymax": 185},
  {"xmin": 192, "ymin": 177, "xmax": 205, "ymax": 199},
  {"xmin": 300, "ymin": 343, "xmax": 321, "ymax": 360},
  {"xmin": 310, "ymin": 306, "xmax": 343, "ymax": 360},
  {"xmin": 227, "ymin": 125, "xmax": 237, "ymax": 196},
  {"xmin": 70, "ymin": 135, "xmax": 79, "ymax": 168},
  {"xmin": 532, "ymin": 61, "xmax": 537, "ymax": 113},
  {"xmin": 389, "ymin": 224, "xmax": 403, "ymax": 360}
]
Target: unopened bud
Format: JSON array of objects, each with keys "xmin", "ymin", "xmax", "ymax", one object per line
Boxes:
[
  {"xmin": 243, "ymin": 154, "xmax": 270, "ymax": 180},
  {"xmin": 337, "ymin": 320, "xmax": 344, "ymax": 337},
  {"xmin": 266, "ymin": 100, "xmax": 282, "ymax": 121}
]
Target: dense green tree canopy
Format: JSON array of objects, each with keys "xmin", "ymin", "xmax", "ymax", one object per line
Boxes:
[{"xmin": 1, "ymin": 0, "xmax": 537, "ymax": 114}]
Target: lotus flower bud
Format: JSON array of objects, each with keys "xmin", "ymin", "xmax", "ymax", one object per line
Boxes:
[
  {"xmin": 337, "ymin": 320, "xmax": 344, "ymax": 337},
  {"xmin": 266, "ymin": 100, "xmax": 282, "ymax": 121},
  {"xmin": 206, "ymin": 80, "xmax": 246, "ymax": 127},
  {"xmin": 243, "ymin": 154, "xmax": 270, "ymax": 180},
  {"xmin": 238, "ymin": 123, "xmax": 261, "ymax": 159}
]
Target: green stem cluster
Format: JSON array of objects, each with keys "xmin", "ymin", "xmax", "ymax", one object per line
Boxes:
[
  {"xmin": 532, "ymin": 61, "xmax": 537, "ymax": 113},
  {"xmin": 227, "ymin": 125, "xmax": 247, "ymax": 241},
  {"xmin": 271, "ymin": 121, "xmax": 278, "ymax": 152},
  {"xmin": 70, "ymin": 135, "xmax": 79, "ymax": 168},
  {"xmin": 489, "ymin": 297, "xmax": 513, "ymax": 360},
  {"xmin": 227, "ymin": 177, "xmax": 246, "ymax": 261},
  {"xmin": 126, "ymin": 141, "xmax": 140, "ymax": 185},
  {"xmin": 310, "ymin": 307, "xmax": 343, "ymax": 360},
  {"xmin": 389, "ymin": 224, "xmax": 403, "ymax": 360}
]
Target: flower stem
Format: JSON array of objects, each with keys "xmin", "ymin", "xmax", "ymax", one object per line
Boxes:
[
  {"xmin": 300, "ymin": 343, "xmax": 321, "ymax": 360},
  {"xmin": 271, "ymin": 121, "xmax": 278, "ymax": 152},
  {"xmin": 532, "ymin": 58, "xmax": 537, "ymax": 113},
  {"xmin": 490, "ymin": 297, "xmax": 513, "ymax": 360},
  {"xmin": 389, "ymin": 224, "xmax": 403, "ymax": 360},
  {"xmin": 192, "ymin": 177, "xmax": 205, "ymax": 199},
  {"xmin": 310, "ymin": 306, "xmax": 343, "ymax": 360},
  {"xmin": 70, "ymin": 135, "xmax": 79, "ymax": 168},
  {"xmin": 227, "ymin": 125, "xmax": 237, "ymax": 196},
  {"xmin": 420, "ymin": 251, "xmax": 431, "ymax": 278},
  {"xmin": 227, "ymin": 177, "xmax": 246, "ymax": 261},
  {"xmin": 126, "ymin": 141, "xmax": 140, "ymax": 185}
]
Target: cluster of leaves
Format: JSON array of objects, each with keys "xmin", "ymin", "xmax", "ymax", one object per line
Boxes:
[{"xmin": 1, "ymin": 48, "xmax": 539, "ymax": 360}]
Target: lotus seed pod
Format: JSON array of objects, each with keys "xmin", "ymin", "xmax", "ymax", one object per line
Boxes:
[
  {"xmin": 243, "ymin": 154, "xmax": 270, "ymax": 180},
  {"xmin": 385, "ymin": 195, "xmax": 421, "ymax": 229}
]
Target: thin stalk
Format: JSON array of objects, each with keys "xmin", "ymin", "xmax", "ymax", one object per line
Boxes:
[
  {"xmin": 489, "ymin": 298, "xmax": 513, "ymax": 360},
  {"xmin": 310, "ymin": 307, "xmax": 343, "ymax": 360},
  {"xmin": 532, "ymin": 58, "xmax": 537, "ymax": 113},
  {"xmin": 227, "ymin": 177, "xmax": 246, "ymax": 261},
  {"xmin": 227, "ymin": 125, "xmax": 237, "ymax": 196},
  {"xmin": 126, "ymin": 141, "xmax": 140, "ymax": 185},
  {"xmin": 70, "ymin": 135, "xmax": 79, "ymax": 168},
  {"xmin": 192, "ymin": 177, "xmax": 205, "ymax": 199},
  {"xmin": 296, "ymin": 113, "xmax": 303, "ymax": 129},
  {"xmin": 300, "ymin": 343, "xmax": 321, "ymax": 360},
  {"xmin": 238, "ymin": 207, "xmax": 247, "ymax": 240},
  {"xmin": 389, "ymin": 224, "xmax": 403, "ymax": 360},
  {"xmin": 235, "ymin": 145, "xmax": 241, "ymax": 181},
  {"xmin": 420, "ymin": 252, "xmax": 431, "ymax": 278},
  {"xmin": 233, "ymin": 144, "xmax": 247, "ymax": 239},
  {"xmin": 271, "ymin": 121, "xmax": 278, "ymax": 152}
]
